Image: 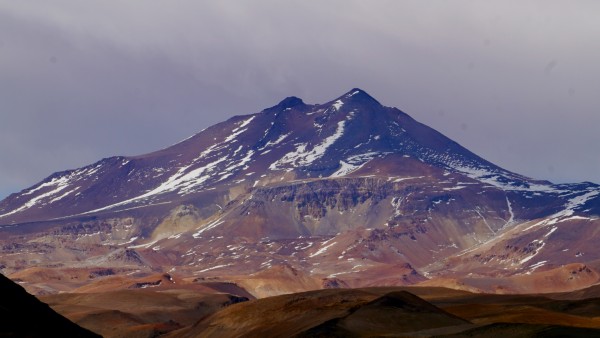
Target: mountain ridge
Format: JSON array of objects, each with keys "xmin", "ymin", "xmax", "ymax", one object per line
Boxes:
[{"xmin": 0, "ymin": 88, "xmax": 554, "ymax": 224}]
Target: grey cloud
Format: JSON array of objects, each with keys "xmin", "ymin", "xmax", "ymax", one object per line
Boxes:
[{"xmin": 1, "ymin": 1, "xmax": 600, "ymax": 198}]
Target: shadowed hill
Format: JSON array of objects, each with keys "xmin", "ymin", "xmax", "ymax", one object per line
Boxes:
[
  {"xmin": 0, "ymin": 273, "xmax": 100, "ymax": 338},
  {"xmin": 167, "ymin": 289, "xmax": 470, "ymax": 337}
]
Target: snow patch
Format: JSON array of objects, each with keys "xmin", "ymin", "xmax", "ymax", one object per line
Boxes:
[
  {"xmin": 521, "ymin": 190, "xmax": 599, "ymax": 232},
  {"xmin": 529, "ymin": 260, "xmax": 547, "ymax": 271},
  {"xmin": 0, "ymin": 177, "xmax": 73, "ymax": 218},
  {"xmin": 197, "ymin": 264, "xmax": 232, "ymax": 273},
  {"xmin": 129, "ymin": 239, "xmax": 159, "ymax": 249},
  {"xmin": 393, "ymin": 176, "xmax": 425, "ymax": 183},
  {"xmin": 309, "ymin": 238, "xmax": 337, "ymax": 257},
  {"xmin": 224, "ymin": 116, "xmax": 256, "ymax": 143},
  {"xmin": 270, "ymin": 119, "xmax": 347, "ymax": 170},
  {"xmin": 258, "ymin": 133, "xmax": 290, "ymax": 151},
  {"xmin": 330, "ymin": 152, "xmax": 386, "ymax": 178},
  {"xmin": 331, "ymin": 160, "xmax": 358, "ymax": 177},
  {"xmin": 193, "ymin": 218, "xmax": 225, "ymax": 238},
  {"xmin": 443, "ymin": 186, "xmax": 466, "ymax": 191},
  {"xmin": 544, "ymin": 226, "xmax": 557, "ymax": 237},
  {"xmin": 120, "ymin": 236, "xmax": 138, "ymax": 245},
  {"xmin": 519, "ymin": 241, "xmax": 545, "ymax": 265},
  {"xmin": 448, "ymin": 161, "xmax": 564, "ymax": 193},
  {"xmin": 332, "ymin": 100, "xmax": 344, "ymax": 110},
  {"xmin": 82, "ymin": 157, "xmax": 229, "ymax": 215},
  {"xmin": 506, "ymin": 196, "xmax": 515, "ymax": 225}
]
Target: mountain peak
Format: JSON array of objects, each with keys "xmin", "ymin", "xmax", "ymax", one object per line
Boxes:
[
  {"xmin": 348, "ymin": 87, "xmax": 368, "ymax": 95},
  {"xmin": 336, "ymin": 88, "xmax": 380, "ymax": 106},
  {"xmin": 277, "ymin": 96, "xmax": 305, "ymax": 109}
]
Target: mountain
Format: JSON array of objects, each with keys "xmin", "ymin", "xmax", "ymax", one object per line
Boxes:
[{"xmin": 1, "ymin": 88, "xmax": 600, "ymax": 295}]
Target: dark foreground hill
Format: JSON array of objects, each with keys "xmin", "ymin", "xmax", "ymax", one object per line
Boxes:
[{"xmin": 0, "ymin": 273, "xmax": 100, "ymax": 338}]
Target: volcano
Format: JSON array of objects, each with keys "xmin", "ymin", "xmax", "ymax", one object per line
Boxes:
[{"xmin": 1, "ymin": 88, "xmax": 599, "ymax": 296}]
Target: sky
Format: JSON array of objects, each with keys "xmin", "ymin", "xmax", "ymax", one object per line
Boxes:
[{"xmin": 1, "ymin": 1, "xmax": 599, "ymax": 199}]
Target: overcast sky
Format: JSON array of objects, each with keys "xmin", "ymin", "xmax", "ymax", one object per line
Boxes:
[{"xmin": 1, "ymin": 1, "xmax": 599, "ymax": 199}]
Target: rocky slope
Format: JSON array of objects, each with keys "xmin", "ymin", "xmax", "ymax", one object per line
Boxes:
[{"xmin": 1, "ymin": 88, "xmax": 599, "ymax": 295}]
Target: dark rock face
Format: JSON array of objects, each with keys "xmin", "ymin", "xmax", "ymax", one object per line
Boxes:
[{"xmin": 0, "ymin": 273, "xmax": 100, "ymax": 337}]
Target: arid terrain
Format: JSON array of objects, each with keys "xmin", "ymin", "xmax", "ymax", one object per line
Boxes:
[{"xmin": 29, "ymin": 281, "xmax": 600, "ymax": 337}]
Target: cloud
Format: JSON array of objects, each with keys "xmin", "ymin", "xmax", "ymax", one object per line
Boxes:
[{"xmin": 1, "ymin": 1, "xmax": 600, "ymax": 198}]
